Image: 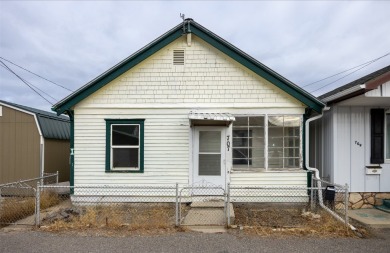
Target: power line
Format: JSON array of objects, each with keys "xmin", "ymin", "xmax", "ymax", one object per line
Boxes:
[
  {"xmin": 0, "ymin": 56, "xmax": 73, "ymax": 92},
  {"xmin": 0, "ymin": 60, "xmax": 54, "ymax": 105},
  {"xmin": 0, "ymin": 64, "xmax": 57, "ymax": 102},
  {"xmin": 302, "ymin": 52, "xmax": 390, "ymax": 88}
]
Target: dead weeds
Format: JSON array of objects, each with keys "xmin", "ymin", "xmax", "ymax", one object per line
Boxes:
[
  {"xmin": 232, "ymin": 205, "xmax": 369, "ymax": 238},
  {"xmin": 40, "ymin": 204, "xmax": 181, "ymax": 236},
  {"xmin": 0, "ymin": 191, "xmax": 61, "ymax": 225}
]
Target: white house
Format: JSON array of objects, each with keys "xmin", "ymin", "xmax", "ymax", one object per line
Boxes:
[
  {"xmin": 52, "ymin": 19, "xmax": 325, "ymax": 195},
  {"xmin": 310, "ymin": 65, "xmax": 390, "ymax": 208}
]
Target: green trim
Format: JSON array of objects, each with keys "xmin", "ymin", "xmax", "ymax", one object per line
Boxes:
[
  {"xmin": 53, "ymin": 29, "xmax": 183, "ymax": 115},
  {"xmin": 303, "ymin": 108, "xmax": 311, "ymax": 187},
  {"xmin": 105, "ymin": 119, "xmax": 145, "ymax": 173},
  {"xmin": 68, "ymin": 110, "xmax": 74, "ymax": 193},
  {"xmin": 190, "ymin": 26, "xmax": 323, "ymax": 113},
  {"xmin": 52, "ymin": 20, "xmax": 324, "ymax": 115}
]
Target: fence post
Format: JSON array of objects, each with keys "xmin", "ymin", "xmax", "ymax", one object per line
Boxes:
[
  {"xmin": 227, "ymin": 183, "xmax": 230, "ymax": 226},
  {"xmin": 35, "ymin": 181, "xmax": 41, "ymax": 227},
  {"xmin": 175, "ymin": 183, "xmax": 179, "ymax": 227},
  {"xmin": 344, "ymin": 183, "xmax": 349, "ymax": 225},
  {"xmin": 56, "ymin": 171, "xmax": 59, "ymax": 184}
]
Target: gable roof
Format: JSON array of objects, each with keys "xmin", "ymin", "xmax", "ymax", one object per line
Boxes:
[
  {"xmin": 0, "ymin": 100, "xmax": 70, "ymax": 140},
  {"xmin": 52, "ymin": 19, "xmax": 325, "ymax": 114},
  {"xmin": 319, "ymin": 65, "xmax": 390, "ymax": 103}
]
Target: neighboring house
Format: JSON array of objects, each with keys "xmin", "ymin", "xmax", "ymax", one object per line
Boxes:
[
  {"xmin": 310, "ymin": 65, "xmax": 390, "ymax": 208},
  {"xmin": 0, "ymin": 100, "xmax": 70, "ymax": 184},
  {"xmin": 52, "ymin": 19, "xmax": 325, "ymax": 196}
]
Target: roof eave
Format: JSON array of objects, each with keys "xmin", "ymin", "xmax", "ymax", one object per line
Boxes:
[{"xmin": 53, "ymin": 20, "xmax": 325, "ymax": 114}]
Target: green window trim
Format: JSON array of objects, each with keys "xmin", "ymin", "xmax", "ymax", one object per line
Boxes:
[{"xmin": 105, "ymin": 119, "xmax": 145, "ymax": 173}]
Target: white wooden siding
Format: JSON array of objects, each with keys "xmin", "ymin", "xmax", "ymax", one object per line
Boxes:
[{"xmin": 73, "ymin": 35, "xmax": 307, "ymax": 188}]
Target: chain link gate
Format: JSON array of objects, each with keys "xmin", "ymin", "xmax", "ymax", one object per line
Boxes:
[{"xmin": 176, "ymin": 181, "xmax": 227, "ymax": 227}]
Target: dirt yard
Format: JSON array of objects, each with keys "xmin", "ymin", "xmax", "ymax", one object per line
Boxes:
[{"xmin": 232, "ymin": 203, "xmax": 369, "ymax": 238}]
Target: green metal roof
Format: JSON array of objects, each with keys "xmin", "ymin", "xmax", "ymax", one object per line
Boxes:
[
  {"xmin": 53, "ymin": 19, "xmax": 325, "ymax": 114},
  {"xmin": 0, "ymin": 100, "xmax": 70, "ymax": 140}
]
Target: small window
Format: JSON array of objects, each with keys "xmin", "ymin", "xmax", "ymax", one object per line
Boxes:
[
  {"xmin": 105, "ymin": 119, "xmax": 145, "ymax": 173},
  {"xmin": 173, "ymin": 49, "xmax": 185, "ymax": 65}
]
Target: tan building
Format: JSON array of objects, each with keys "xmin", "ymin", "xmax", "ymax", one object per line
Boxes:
[{"xmin": 0, "ymin": 100, "xmax": 70, "ymax": 184}]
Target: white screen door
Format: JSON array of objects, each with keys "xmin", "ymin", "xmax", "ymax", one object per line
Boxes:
[{"xmin": 193, "ymin": 127, "xmax": 226, "ymax": 187}]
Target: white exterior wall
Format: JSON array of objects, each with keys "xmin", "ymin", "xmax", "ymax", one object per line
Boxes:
[
  {"xmin": 316, "ymin": 105, "xmax": 390, "ymax": 192},
  {"xmin": 73, "ymin": 35, "xmax": 307, "ymax": 187}
]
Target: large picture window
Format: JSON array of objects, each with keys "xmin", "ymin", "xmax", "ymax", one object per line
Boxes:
[
  {"xmin": 105, "ymin": 119, "xmax": 144, "ymax": 173},
  {"xmin": 233, "ymin": 115, "xmax": 301, "ymax": 171}
]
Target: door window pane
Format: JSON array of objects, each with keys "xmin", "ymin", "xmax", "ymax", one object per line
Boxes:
[
  {"xmin": 199, "ymin": 154, "xmax": 221, "ymax": 175},
  {"xmin": 199, "ymin": 131, "xmax": 221, "ymax": 153}
]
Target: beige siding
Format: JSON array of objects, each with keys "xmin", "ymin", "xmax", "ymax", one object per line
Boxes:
[
  {"xmin": 73, "ymin": 36, "xmax": 307, "ymax": 187},
  {"xmin": 0, "ymin": 106, "xmax": 40, "ymax": 184},
  {"xmin": 230, "ymin": 171, "xmax": 308, "ymax": 186},
  {"xmin": 44, "ymin": 139, "xmax": 70, "ymax": 182}
]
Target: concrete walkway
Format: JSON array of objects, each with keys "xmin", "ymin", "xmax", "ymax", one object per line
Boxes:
[
  {"xmin": 182, "ymin": 201, "xmax": 234, "ymax": 233},
  {"xmin": 349, "ymin": 208, "xmax": 390, "ymax": 228}
]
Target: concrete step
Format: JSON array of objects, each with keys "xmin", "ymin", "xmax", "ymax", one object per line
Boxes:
[
  {"xmin": 383, "ymin": 199, "xmax": 390, "ymax": 208},
  {"xmin": 182, "ymin": 202, "xmax": 235, "ymax": 226},
  {"xmin": 191, "ymin": 201, "xmax": 225, "ymax": 208},
  {"xmin": 375, "ymin": 204, "xmax": 390, "ymax": 214},
  {"xmin": 185, "ymin": 225, "xmax": 227, "ymax": 233}
]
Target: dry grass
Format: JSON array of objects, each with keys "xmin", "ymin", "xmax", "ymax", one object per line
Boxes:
[
  {"xmin": 233, "ymin": 205, "xmax": 367, "ymax": 238},
  {"xmin": 42, "ymin": 204, "xmax": 179, "ymax": 235},
  {"xmin": 0, "ymin": 191, "xmax": 61, "ymax": 225}
]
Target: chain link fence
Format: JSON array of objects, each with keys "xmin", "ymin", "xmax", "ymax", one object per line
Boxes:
[
  {"xmin": 1, "ymin": 175, "xmax": 350, "ymax": 232},
  {"xmin": 311, "ymin": 177, "xmax": 349, "ymax": 225},
  {"xmin": 36, "ymin": 185, "xmax": 177, "ymax": 230},
  {"xmin": 0, "ymin": 173, "xmax": 58, "ymax": 226}
]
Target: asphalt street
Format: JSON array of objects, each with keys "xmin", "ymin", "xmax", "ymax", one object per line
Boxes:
[{"xmin": 0, "ymin": 229, "xmax": 389, "ymax": 253}]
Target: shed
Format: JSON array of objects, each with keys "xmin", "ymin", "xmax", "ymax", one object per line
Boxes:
[{"xmin": 0, "ymin": 100, "xmax": 70, "ymax": 184}]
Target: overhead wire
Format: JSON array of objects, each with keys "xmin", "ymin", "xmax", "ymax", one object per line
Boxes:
[
  {"xmin": 0, "ymin": 60, "xmax": 54, "ymax": 105},
  {"xmin": 306, "ymin": 52, "xmax": 390, "ymax": 93},
  {"xmin": 0, "ymin": 56, "xmax": 73, "ymax": 92}
]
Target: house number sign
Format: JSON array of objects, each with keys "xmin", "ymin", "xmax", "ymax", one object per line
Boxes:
[{"xmin": 227, "ymin": 135, "xmax": 230, "ymax": 151}]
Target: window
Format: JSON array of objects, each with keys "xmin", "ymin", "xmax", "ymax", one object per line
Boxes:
[
  {"xmin": 268, "ymin": 116, "xmax": 300, "ymax": 169},
  {"xmin": 105, "ymin": 119, "xmax": 144, "ymax": 172},
  {"xmin": 232, "ymin": 115, "xmax": 301, "ymax": 171},
  {"xmin": 233, "ymin": 117, "xmax": 265, "ymax": 170}
]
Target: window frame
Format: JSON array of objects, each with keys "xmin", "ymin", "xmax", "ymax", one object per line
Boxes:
[
  {"xmin": 105, "ymin": 119, "xmax": 145, "ymax": 173},
  {"xmin": 232, "ymin": 114, "xmax": 302, "ymax": 172}
]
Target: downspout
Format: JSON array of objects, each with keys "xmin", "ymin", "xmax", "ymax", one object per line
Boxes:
[{"xmin": 305, "ymin": 107, "xmax": 357, "ymax": 231}]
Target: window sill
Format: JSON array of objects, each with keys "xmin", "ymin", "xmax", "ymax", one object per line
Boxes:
[
  {"xmin": 105, "ymin": 170, "xmax": 143, "ymax": 173},
  {"xmin": 231, "ymin": 168, "xmax": 303, "ymax": 173}
]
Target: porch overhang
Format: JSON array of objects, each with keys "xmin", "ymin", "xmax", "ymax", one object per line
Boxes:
[{"xmin": 189, "ymin": 112, "xmax": 235, "ymax": 126}]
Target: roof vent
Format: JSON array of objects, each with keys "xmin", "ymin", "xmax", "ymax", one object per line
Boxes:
[{"xmin": 173, "ymin": 49, "xmax": 185, "ymax": 65}]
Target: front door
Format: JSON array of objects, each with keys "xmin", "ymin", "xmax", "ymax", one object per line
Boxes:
[{"xmin": 193, "ymin": 127, "xmax": 226, "ymax": 188}]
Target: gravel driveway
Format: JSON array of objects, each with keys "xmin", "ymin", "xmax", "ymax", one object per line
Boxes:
[{"xmin": 0, "ymin": 229, "xmax": 389, "ymax": 253}]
